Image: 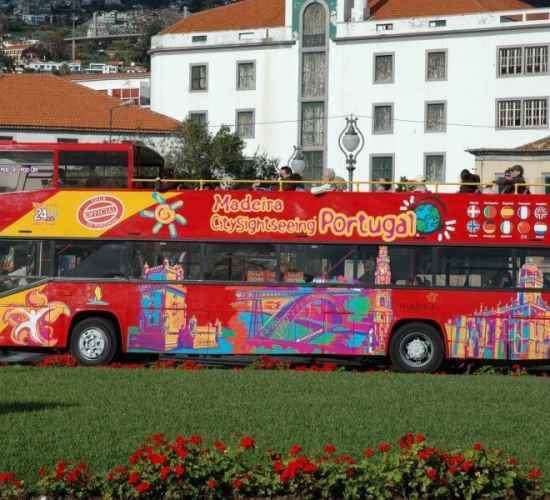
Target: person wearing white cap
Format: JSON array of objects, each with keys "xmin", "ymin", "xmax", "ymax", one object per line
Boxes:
[{"xmin": 311, "ymin": 168, "xmax": 346, "ymax": 195}]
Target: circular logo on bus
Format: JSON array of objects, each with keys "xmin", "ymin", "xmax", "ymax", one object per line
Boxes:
[{"xmin": 77, "ymin": 195, "xmax": 124, "ymax": 230}]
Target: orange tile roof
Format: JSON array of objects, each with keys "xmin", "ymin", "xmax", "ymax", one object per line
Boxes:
[
  {"xmin": 0, "ymin": 74, "xmax": 178, "ymax": 134},
  {"xmin": 370, "ymin": 0, "xmax": 543, "ymax": 20},
  {"xmin": 517, "ymin": 135, "xmax": 550, "ymax": 151},
  {"xmin": 162, "ymin": 0, "xmax": 542, "ymax": 34},
  {"xmin": 162, "ymin": 0, "xmax": 285, "ymax": 34}
]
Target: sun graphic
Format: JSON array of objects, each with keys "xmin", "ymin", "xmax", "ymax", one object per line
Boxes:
[
  {"xmin": 400, "ymin": 195, "xmax": 456, "ymax": 242},
  {"xmin": 140, "ymin": 192, "xmax": 187, "ymax": 239}
]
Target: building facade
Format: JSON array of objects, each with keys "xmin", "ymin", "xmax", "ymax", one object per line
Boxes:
[{"xmin": 151, "ymin": 0, "xmax": 550, "ymax": 185}]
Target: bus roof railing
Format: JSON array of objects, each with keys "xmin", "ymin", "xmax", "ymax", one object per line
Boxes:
[{"xmin": 132, "ymin": 178, "xmax": 545, "ymax": 194}]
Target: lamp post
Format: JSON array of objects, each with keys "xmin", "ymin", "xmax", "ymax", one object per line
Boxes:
[
  {"xmin": 338, "ymin": 115, "xmax": 365, "ymax": 191},
  {"xmin": 287, "ymin": 145, "xmax": 305, "ymax": 175},
  {"xmin": 108, "ymin": 100, "xmax": 133, "ymax": 143}
]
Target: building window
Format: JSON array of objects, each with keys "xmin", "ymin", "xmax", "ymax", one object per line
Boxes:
[
  {"xmin": 497, "ymin": 98, "xmax": 548, "ymax": 128},
  {"xmin": 236, "ymin": 110, "xmax": 255, "ymax": 139},
  {"xmin": 189, "ymin": 111, "xmax": 208, "ymax": 127},
  {"xmin": 426, "ymin": 50, "xmax": 446, "ymax": 81},
  {"xmin": 524, "ymin": 98, "xmax": 548, "ymax": 127},
  {"xmin": 425, "ymin": 102, "xmax": 446, "ymax": 133},
  {"xmin": 139, "ymin": 81, "xmax": 151, "ymax": 106},
  {"xmin": 237, "ymin": 61, "xmax": 255, "ymax": 90},
  {"xmin": 303, "ymin": 151, "xmax": 323, "ymax": 180},
  {"xmin": 302, "ymin": 52, "xmax": 326, "ymax": 97},
  {"xmin": 0, "ymin": 136, "xmax": 13, "ymax": 141},
  {"xmin": 192, "ymin": 35, "xmax": 207, "ymax": 42},
  {"xmin": 498, "ymin": 45, "xmax": 549, "ymax": 76},
  {"xmin": 190, "ymin": 64, "xmax": 207, "ymax": 91},
  {"xmin": 302, "ymin": 2, "xmax": 326, "ymax": 48},
  {"xmin": 57, "ymin": 138, "xmax": 78, "ymax": 143},
  {"xmin": 429, "ymin": 19, "xmax": 446, "ymax": 27},
  {"xmin": 301, "ymin": 102, "xmax": 324, "ymax": 146},
  {"xmin": 525, "ymin": 46, "xmax": 548, "ymax": 74},
  {"xmin": 374, "ymin": 53, "xmax": 393, "ymax": 83},
  {"xmin": 424, "ymin": 154, "xmax": 445, "ymax": 182},
  {"xmin": 370, "ymin": 155, "xmax": 394, "ymax": 184},
  {"xmin": 373, "ymin": 104, "xmax": 393, "ymax": 134},
  {"xmin": 376, "ymin": 23, "xmax": 393, "ymax": 32},
  {"xmin": 497, "ymin": 100, "xmax": 522, "ymax": 128}
]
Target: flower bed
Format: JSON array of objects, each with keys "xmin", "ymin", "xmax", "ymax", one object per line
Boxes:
[{"xmin": 0, "ymin": 434, "xmax": 547, "ymax": 499}]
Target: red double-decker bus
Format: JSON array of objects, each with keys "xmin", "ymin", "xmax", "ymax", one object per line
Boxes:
[{"xmin": 0, "ymin": 142, "xmax": 549, "ymax": 372}]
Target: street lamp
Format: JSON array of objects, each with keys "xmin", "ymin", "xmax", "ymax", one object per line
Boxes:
[
  {"xmin": 287, "ymin": 145, "xmax": 305, "ymax": 175},
  {"xmin": 338, "ymin": 115, "xmax": 365, "ymax": 191},
  {"xmin": 108, "ymin": 100, "xmax": 133, "ymax": 143}
]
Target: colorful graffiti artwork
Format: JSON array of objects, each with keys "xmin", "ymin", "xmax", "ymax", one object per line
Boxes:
[
  {"xmin": 140, "ymin": 192, "xmax": 187, "ymax": 239},
  {"xmin": 128, "ymin": 246, "xmax": 394, "ymax": 356},
  {"xmin": 1, "ymin": 289, "xmax": 70, "ymax": 347},
  {"xmin": 447, "ymin": 262, "xmax": 550, "ymax": 360}
]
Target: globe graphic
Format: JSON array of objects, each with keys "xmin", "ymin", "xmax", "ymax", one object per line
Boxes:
[{"xmin": 414, "ymin": 203, "xmax": 441, "ymax": 234}]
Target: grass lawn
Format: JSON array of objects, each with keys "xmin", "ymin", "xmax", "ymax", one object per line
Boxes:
[{"xmin": 1, "ymin": 367, "xmax": 549, "ymax": 483}]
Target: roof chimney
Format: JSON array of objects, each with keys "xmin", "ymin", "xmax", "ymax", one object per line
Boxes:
[{"xmin": 351, "ymin": 0, "xmax": 369, "ymax": 21}]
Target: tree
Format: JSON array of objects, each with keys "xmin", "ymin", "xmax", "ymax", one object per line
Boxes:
[
  {"xmin": 39, "ymin": 31, "xmax": 70, "ymax": 61},
  {"xmin": 165, "ymin": 119, "xmax": 279, "ymax": 187},
  {"xmin": 0, "ymin": 54, "xmax": 15, "ymax": 72}
]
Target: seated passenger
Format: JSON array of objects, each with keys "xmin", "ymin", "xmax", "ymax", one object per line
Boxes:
[
  {"xmin": 459, "ymin": 169, "xmax": 482, "ymax": 193},
  {"xmin": 311, "ymin": 168, "xmax": 345, "ymax": 195},
  {"xmin": 279, "ymin": 166, "xmax": 305, "ymax": 191},
  {"xmin": 374, "ymin": 178, "xmax": 393, "ymax": 192},
  {"xmin": 496, "ymin": 165, "xmax": 530, "ymax": 194}
]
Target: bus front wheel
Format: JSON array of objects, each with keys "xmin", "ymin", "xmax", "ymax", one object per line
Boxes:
[
  {"xmin": 389, "ymin": 322, "xmax": 444, "ymax": 373},
  {"xmin": 70, "ymin": 317, "xmax": 118, "ymax": 366}
]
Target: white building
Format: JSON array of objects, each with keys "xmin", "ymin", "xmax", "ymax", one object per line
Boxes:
[
  {"xmin": 66, "ymin": 72, "xmax": 151, "ymax": 107},
  {"xmin": 151, "ymin": 0, "xmax": 550, "ymax": 186}
]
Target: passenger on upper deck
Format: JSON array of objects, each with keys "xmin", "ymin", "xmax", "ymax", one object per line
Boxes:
[
  {"xmin": 311, "ymin": 168, "xmax": 346, "ymax": 195},
  {"xmin": 279, "ymin": 166, "xmax": 305, "ymax": 191},
  {"xmin": 374, "ymin": 178, "xmax": 393, "ymax": 192},
  {"xmin": 496, "ymin": 165, "xmax": 530, "ymax": 194},
  {"xmin": 458, "ymin": 169, "xmax": 482, "ymax": 193}
]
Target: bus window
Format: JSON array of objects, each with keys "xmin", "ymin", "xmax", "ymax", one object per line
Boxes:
[
  {"xmin": 58, "ymin": 151, "xmax": 128, "ymax": 188},
  {"xmin": 357, "ymin": 246, "xmax": 379, "ymax": 287},
  {"xmin": 279, "ymin": 245, "xmax": 357, "ymax": 284},
  {"xmin": 435, "ymin": 247, "xmax": 514, "ymax": 289},
  {"xmin": 204, "ymin": 243, "xmax": 277, "ymax": 282},
  {"xmin": 0, "ymin": 240, "xmax": 43, "ymax": 292},
  {"xmin": 131, "ymin": 242, "xmax": 201, "ymax": 280},
  {"xmin": 55, "ymin": 241, "xmax": 127, "ymax": 278},
  {"xmin": 388, "ymin": 246, "xmax": 433, "ymax": 287},
  {"xmin": 515, "ymin": 248, "xmax": 550, "ymax": 289},
  {"xmin": 0, "ymin": 151, "xmax": 53, "ymax": 192}
]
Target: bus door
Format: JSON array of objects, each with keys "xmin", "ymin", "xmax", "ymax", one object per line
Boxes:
[{"xmin": 0, "ymin": 240, "xmax": 66, "ymax": 349}]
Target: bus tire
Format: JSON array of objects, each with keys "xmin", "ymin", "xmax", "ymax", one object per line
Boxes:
[
  {"xmin": 389, "ymin": 322, "xmax": 444, "ymax": 373},
  {"xmin": 70, "ymin": 317, "xmax": 118, "ymax": 366}
]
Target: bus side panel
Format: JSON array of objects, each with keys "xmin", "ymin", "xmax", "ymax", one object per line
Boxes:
[{"xmin": 0, "ymin": 283, "xmax": 71, "ymax": 349}]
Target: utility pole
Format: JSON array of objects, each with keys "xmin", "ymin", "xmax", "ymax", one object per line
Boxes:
[{"xmin": 71, "ymin": 0, "xmax": 77, "ymax": 62}]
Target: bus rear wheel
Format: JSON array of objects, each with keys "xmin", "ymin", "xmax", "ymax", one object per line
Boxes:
[
  {"xmin": 70, "ymin": 317, "xmax": 118, "ymax": 366},
  {"xmin": 389, "ymin": 322, "xmax": 444, "ymax": 373}
]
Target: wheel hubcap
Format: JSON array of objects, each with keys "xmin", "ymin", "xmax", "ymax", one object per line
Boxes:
[
  {"xmin": 78, "ymin": 328, "xmax": 107, "ymax": 361},
  {"xmin": 400, "ymin": 333, "xmax": 433, "ymax": 368}
]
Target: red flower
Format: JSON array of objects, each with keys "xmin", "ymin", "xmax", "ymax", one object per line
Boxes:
[
  {"xmin": 448, "ymin": 465, "xmax": 458, "ymax": 476},
  {"xmin": 273, "ymin": 461, "xmax": 284, "ymax": 473},
  {"xmin": 213, "ymin": 440, "xmax": 226, "ymax": 453},
  {"xmin": 55, "ymin": 461, "xmax": 66, "ymax": 480},
  {"xmin": 173, "ymin": 465, "xmax": 185, "ymax": 477},
  {"xmin": 415, "ymin": 434, "xmax": 426, "ymax": 444},
  {"xmin": 378, "ymin": 442, "xmax": 391, "ymax": 453},
  {"xmin": 232, "ymin": 479, "xmax": 243, "ymax": 490},
  {"xmin": 290, "ymin": 444, "xmax": 302, "ymax": 456},
  {"xmin": 240, "ymin": 436, "xmax": 256, "ymax": 449},
  {"xmin": 175, "ymin": 447, "xmax": 187, "ymax": 459},
  {"xmin": 462, "ymin": 460, "xmax": 474, "ymax": 473},
  {"xmin": 38, "ymin": 467, "xmax": 47, "ymax": 478},
  {"xmin": 0, "ymin": 472, "xmax": 15, "ymax": 482},
  {"xmin": 508, "ymin": 457, "xmax": 518, "ymax": 466},
  {"xmin": 160, "ymin": 466, "xmax": 171, "ymax": 481},
  {"xmin": 363, "ymin": 448, "xmax": 375, "ymax": 458},
  {"xmin": 190, "ymin": 435, "xmax": 202, "ymax": 446},
  {"xmin": 426, "ymin": 467, "xmax": 438, "ymax": 480},
  {"xmin": 207, "ymin": 479, "xmax": 217, "ymax": 489},
  {"xmin": 528, "ymin": 468, "xmax": 542, "ymax": 479},
  {"xmin": 136, "ymin": 481, "xmax": 151, "ymax": 493},
  {"xmin": 323, "ymin": 444, "xmax": 336, "ymax": 454},
  {"xmin": 346, "ymin": 467, "xmax": 355, "ymax": 478},
  {"xmin": 150, "ymin": 453, "xmax": 167, "ymax": 465},
  {"xmin": 128, "ymin": 471, "xmax": 140, "ymax": 485},
  {"xmin": 399, "ymin": 433, "xmax": 415, "ymax": 450},
  {"xmin": 473, "ymin": 442, "xmax": 483, "ymax": 451},
  {"xmin": 175, "ymin": 436, "xmax": 187, "ymax": 447}
]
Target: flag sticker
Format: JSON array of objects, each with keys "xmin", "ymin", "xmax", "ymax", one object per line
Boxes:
[
  {"xmin": 534, "ymin": 206, "xmax": 548, "ymax": 220},
  {"xmin": 517, "ymin": 206, "xmax": 530, "ymax": 220},
  {"xmin": 518, "ymin": 221, "xmax": 530, "ymax": 234},
  {"xmin": 500, "ymin": 221, "xmax": 513, "ymax": 235},
  {"xmin": 483, "ymin": 206, "xmax": 497, "ymax": 219},
  {"xmin": 500, "ymin": 207, "xmax": 514, "ymax": 219},
  {"xmin": 534, "ymin": 223, "xmax": 547, "ymax": 236},
  {"xmin": 483, "ymin": 220, "xmax": 496, "ymax": 234}
]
